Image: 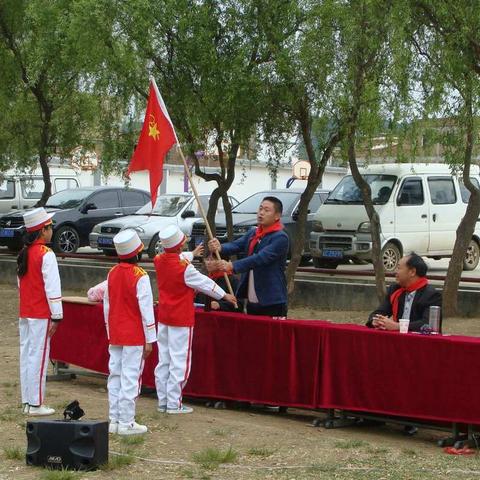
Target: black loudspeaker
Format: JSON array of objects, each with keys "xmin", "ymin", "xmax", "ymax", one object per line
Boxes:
[{"xmin": 26, "ymin": 420, "xmax": 108, "ymax": 470}]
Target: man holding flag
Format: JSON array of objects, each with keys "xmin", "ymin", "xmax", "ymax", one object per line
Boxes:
[{"xmin": 207, "ymin": 196, "xmax": 289, "ymax": 317}]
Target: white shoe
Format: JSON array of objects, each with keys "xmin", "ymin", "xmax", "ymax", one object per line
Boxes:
[
  {"xmin": 118, "ymin": 421, "xmax": 148, "ymax": 435},
  {"xmin": 109, "ymin": 421, "xmax": 119, "ymax": 434},
  {"xmin": 22, "ymin": 404, "xmax": 29, "ymax": 415},
  {"xmin": 157, "ymin": 405, "xmax": 167, "ymax": 413},
  {"xmin": 28, "ymin": 405, "xmax": 55, "ymax": 416},
  {"xmin": 167, "ymin": 405, "xmax": 193, "ymax": 415}
]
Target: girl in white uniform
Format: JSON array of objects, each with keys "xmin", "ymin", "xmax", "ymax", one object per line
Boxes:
[{"xmin": 18, "ymin": 208, "xmax": 62, "ymax": 416}]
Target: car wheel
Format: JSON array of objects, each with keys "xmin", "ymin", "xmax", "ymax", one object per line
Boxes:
[
  {"xmin": 148, "ymin": 234, "xmax": 164, "ymax": 258},
  {"xmin": 53, "ymin": 226, "xmax": 80, "ymax": 254},
  {"xmin": 382, "ymin": 242, "xmax": 401, "ymax": 273},
  {"xmin": 463, "ymin": 239, "xmax": 480, "ymax": 271},
  {"xmin": 299, "ymin": 255, "xmax": 312, "ymax": 266},
  {"xmin": 313, "ymin": 257, "xmax": 340, "ymax": 269}
]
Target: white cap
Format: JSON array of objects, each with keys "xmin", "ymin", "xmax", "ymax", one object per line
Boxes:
[
  {"xmin": 23, "ymin": 208, "xmax": 54, "ymax": 232},
  {"xmin": 160, "ymin": 224, "xmax": 186, "ymax": 250},
  {"xmin": 113, "ymin": 229, "xmax": 144, "ymax": 259}
]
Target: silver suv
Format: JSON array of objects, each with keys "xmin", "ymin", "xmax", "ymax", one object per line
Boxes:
[{"xmin": 89, "ymin": 193, "xmax": 238, "ymax": 258}]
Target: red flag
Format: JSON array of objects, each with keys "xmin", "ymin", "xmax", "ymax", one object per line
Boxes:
[{"xmin": 128, "ymin": 79, "xmax": 178, "ymax": 207}]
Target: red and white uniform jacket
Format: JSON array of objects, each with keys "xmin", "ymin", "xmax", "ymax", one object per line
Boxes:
[
  {"xmin": 104, "ymin": 263, "xmax": 156, "ymax": 346},
  {"xmin": 154, "ymin": 251, "xmax": 226, "ymax": 327},
  {"xmin": 18, "ymin": 239, "xmax": 63, "ymax": 320}
]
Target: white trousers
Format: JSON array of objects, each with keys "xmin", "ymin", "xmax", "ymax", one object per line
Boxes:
[
  {"xmin": 19, "ymin": 318, "xmax": 50, "ymax": 406},
  {"xmin": 108, "ymin": 345, "xmax": 144, "ymax": 426},
  {"xmin": 154, "ymin": 324, "xmax": 193, "ymax": 410}
]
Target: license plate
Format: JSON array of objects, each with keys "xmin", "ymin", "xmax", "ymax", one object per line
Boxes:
[
  {"xmin": 98, "ymin": 236, "xmax": 114, "ymax": 246},
  {"xmin": 0, "ymin": 228, "xmax": 14, "ymax": 238},
  {"xmin": 322, "ymin": 249, "xmax": 343, "ymax": 259}
]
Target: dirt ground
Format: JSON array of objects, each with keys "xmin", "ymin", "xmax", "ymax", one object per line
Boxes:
[{"xmin": 1, "ymin": 284, "xmax": 480, "ymax": 480}]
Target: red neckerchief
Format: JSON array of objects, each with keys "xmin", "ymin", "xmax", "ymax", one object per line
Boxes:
[
  {"xmin": 247, "ymin": 221, "xmax": 284, "ymax": 255},
  {"xmin": 390, "ymin": 277, "xmax": 428, "ymax": 322}
]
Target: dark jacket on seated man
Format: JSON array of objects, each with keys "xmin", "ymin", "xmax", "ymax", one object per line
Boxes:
[
  {"xmin": 366, "ymin": 253, "xmax": 442, "ymax": 332},
  {"xmin": 367, "ymin": 283, "xmax": 442, "ymax": 332}
]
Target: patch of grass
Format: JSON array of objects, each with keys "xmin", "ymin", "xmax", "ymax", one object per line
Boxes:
[
  {"xmin": 366, "ymin": 446, "xmax": 389, "ymax": 455},
  {"xmin": 2, "ymin": 405, "xmax": 19, "ymax": 415},
  {"xmin": 135, "ymin": 413, "xmax": 154, "ymax": 424},
  {"xmin": 155, "ymin": 422, "xmax": 179, "ymax": 433},
  {"xmin": 0, "ymin": 406, "xmax": 22, "ymax": 422},
  {"xmin": 247, "ymin": 446, "xmax": 276, "ymax": 457},
  {"xmin": 180, "ymin": 468, "xmax": 196, "ymax": 478},
  {"xmin": 0, "ymin": 411, "xmax": 22, "ymax": 422},
  {"xmin": 212, "ymin": 428, "xmax": 229, "ymax": 437},
  {"xmin": 119, "ymin": 435, "xmax": 145, "ymax": 446},
  {"xmin": 307, "ymin": 463, "xmax": 339, "ymax": 474},
  {"xmin": 39, "ymin": 468, "xmax": 78, "ymax": 480},
  {"xmin": 3, "ymin": 445, "xmax": 24, "ymax": 460},
  {"xmin": 192, "ymin": 446, "xmax": 238, "ymax": 470},
  {"xmin": 99, "ymin": 452, "xmax": 134, "ymax": 470},
  {"xmin": 402, "ymin": 448, "xmax": 417, "ymax": 457},
  {"xmin": 334, "ymin": 439, "xmax": 369, "ymax": 449}
]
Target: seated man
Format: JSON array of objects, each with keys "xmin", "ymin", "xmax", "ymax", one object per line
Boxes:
[{"xmin": 367, "ymin": 253, "xmax": 442, "ymax": 332}]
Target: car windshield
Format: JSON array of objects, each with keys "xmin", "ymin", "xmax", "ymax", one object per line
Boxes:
[
  {"xmin": 326, "ymin": 175, "xmax": 397, "ymax": 205},
  {"xmin": 45, "ymin": 189, "xmax": 92, "ymax": 209},
  {"xmin": 232, "ymin": 192, "xmax": 299, "ymax": 214},
  {"xmin": 136, "ymin": 195, "xmax": 191, "ymax": 216}
]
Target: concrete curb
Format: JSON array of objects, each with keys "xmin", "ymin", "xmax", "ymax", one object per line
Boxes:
[{"xmin": 1, "ymin": 257, "xmax": 479, "ymax": 317}]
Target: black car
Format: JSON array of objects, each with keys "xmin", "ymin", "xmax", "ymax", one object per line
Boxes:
[
  {"xmin": 0, "ymin": 186, "xmax": 150, "ymax": 253},
  {"xmin": 189, "ymin": 189, "xmax": 330, "ymax": 262}
]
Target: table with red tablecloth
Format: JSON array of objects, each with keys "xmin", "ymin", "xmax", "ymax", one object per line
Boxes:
[{"xmin": 50, "ymin": 301, "xmax": 480, "ymax": 426}]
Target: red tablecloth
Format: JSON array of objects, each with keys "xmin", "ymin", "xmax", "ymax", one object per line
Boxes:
[{"xmin": 51, "ymin": 302, "xmax": 480, "ymax": 425}]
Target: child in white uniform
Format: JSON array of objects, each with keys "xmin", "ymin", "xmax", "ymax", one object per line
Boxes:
[
  {"xmin": 154, "ymin": 225, "xmax": 236, "ymax": 414},
  {"xmin": 104, "ymin": 230, "xmax": 157, "ymax": 435},
  {"xmin": 18, "ymin": 208, "xmax": 62, "ymax": 416}
]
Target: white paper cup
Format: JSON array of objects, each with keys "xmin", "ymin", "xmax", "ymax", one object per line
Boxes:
[{"xmin": 399, "ymin": 319, "xmax": 410, "ymax": 334}]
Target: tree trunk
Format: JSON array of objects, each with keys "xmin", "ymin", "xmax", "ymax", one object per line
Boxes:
[
  {"xmin": 347, "ymin": 125, "xmax": 386, "ymax": 302},
  {"xmin": 345, "ymin": 29, "xmax": 386, "ymax": 302},
  {"xmin": 285, "ymin": 113, "xmax": 342, "ymax": 293},
  {"xmin": 36, "ymin": 118, "xmax": 52, "ymax": 207},
  {"xmin": 222, "ymin": 191, "xmax": 234, "ymax": 241},
  {"xmin": 442, "ymin": 89, "xmax": 479, "ymax": 317},
  {"xmin": 442, "ymin": 193, "xmax": 480, "ymax": 316},
  {"xmin": 205, "ymin": 187, "xmax": 222, "ymax": 237},
  {"xmin": 204, "ymin": 143, "xmax": 239, "ymax": 241}
]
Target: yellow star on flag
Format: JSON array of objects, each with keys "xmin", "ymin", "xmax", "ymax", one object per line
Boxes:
[{"xmin": 148, "ymin": 114, "xmax": 160, "ymax": 140}]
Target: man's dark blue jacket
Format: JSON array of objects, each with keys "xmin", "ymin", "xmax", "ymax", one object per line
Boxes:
[{"xmin": 221, "ymin": 227, "xmax": 289, "ymax": 306}]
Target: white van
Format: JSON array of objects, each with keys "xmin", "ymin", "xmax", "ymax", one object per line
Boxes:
[
  {"xmin": 0, "ymin": 167, "xmax": 80, "ymax": 213},
  {"xmin": 310, "ymin": 163, "xmax": 480, "ymax": 272}
]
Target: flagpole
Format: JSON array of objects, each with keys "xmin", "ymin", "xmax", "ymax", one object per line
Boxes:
[
  {"xmin": 175, "ymin": 145, "xmax": 237, "ymax": 302},
  {"xmin": 148, "ymin": 77, "xmax": 236, "ymax": 303}
]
